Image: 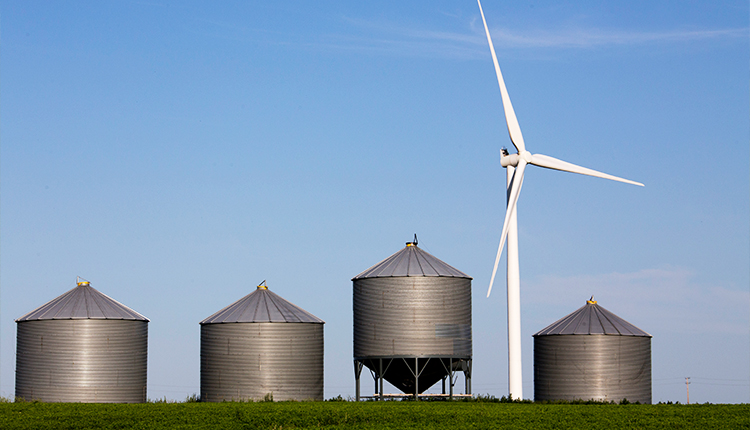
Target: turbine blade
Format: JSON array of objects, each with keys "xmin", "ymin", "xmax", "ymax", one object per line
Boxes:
[
  {"xmin": 487, "ymin": 160, "xmax": 527, "ymax": 298},
  {"xmin": 530, "ymin": 153, "xmax": 644, "ymax": 187},
  {"xmin": 477, "ymin": 0, "xmax": 526, "ymax": 153}
]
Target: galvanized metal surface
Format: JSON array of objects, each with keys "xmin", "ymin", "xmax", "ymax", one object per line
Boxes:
[
  {"xmin": 533, "ymin": 302, "xmax": 650, "ymax": 337},
  {"xmin": 200, "ymin": 322, "xmax": 324, "ymax": 402},
  {"xmin": 534, "ymin": 334, "xmax": 652, "ymax": 404},
  {"xmin": 200, "ymin": 287, "xmax": 324, "ymax": 324},
  {"xmin": 353, "ymin": 245, "xmax": 471, "ymax": 279},
  {"xmin": 15, "ymin": 283, "xmax": 148, "ymax": 322},
  {"xmin": 353, "ymin": 276, "xmax": 472, "ymax": 358},
  {"xmin": 15, "ymin": 319, "xmax": 148, "ymax": 403},
  {"xmin": 353, "ymin": 244, "xmax": 472, "ymax": 396}
]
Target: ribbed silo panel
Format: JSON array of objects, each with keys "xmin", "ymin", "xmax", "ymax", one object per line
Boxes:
[
  {"xmin": 534, "ymin": 335, "xmax": 651, "ymax": 404},
  {"xmin": 15, "ymin": 319, "xmax": 148, "ymax": 403},
  {"xmin": 200, "ymin": 322, "xmax": 324, "ymax": 402},
  {"xmin": 353, "ymin": 277, "xmax": 472, "ymax": 359}
]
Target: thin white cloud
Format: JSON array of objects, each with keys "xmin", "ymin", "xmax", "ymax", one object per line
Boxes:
[
  {"xmin": 329, "ymin": 15, "xmax": 748, "ymax": 58},
  {"xmin": 481, "ymin": 27, "xmax": 749, "ymax": 49},
  {"xmin": 187, "ymin": 11, "xmax": 748, "ymax": 60}
]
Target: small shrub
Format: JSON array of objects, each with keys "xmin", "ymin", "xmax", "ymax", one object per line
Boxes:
[
  {"xmin": 148, "ymin": 396, "xmax": 177, "ymax": 404},
  {"xmin": 325, "ymin": 395, "xmax": 347, "ymax": 402}
]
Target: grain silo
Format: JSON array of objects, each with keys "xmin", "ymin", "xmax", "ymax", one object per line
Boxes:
[
  {"xmin": 15, "ymin": 278, "xmax": 149, "ymax": 403},
  {"xmin": 200, "ymin": 281, "xmax": 324, "ymax": 402},
  {"xmin": 533, "ymin": 298, "xmax": 652, "ymax": 404},
  {"xmin": 353, "ymin": 237, "xmax": 472, "ymax": 400}
]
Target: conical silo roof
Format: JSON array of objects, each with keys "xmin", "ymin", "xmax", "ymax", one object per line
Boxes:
[
  {"xmin": 15, "ymin": 279, "xmax": 149, "ymax": 322},
  {"xmin": 200, "ymin": 282, "xmax": 324, "ymax": 324},
  {"xmin": 352, "ymin": 240, "xmax": 471, "ymax": 279},
  {"xmin": 533, "ymin": 298, "xmax": 650, "ymax": 337}
]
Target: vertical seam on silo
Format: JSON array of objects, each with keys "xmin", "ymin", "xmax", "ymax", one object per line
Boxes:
[
  {"xmin": 270, "ymin": 290, "xmax": 293, "ymax": 322},
  {"xmin": 558, "ymin": 313, "xmax": 577, "ymax": 334},
  {"xmin": 267, "ymin": 291, "xmax": 289, "ymax": 322},
  {"xmin": 401, "ymin": 248, "xmax": 412, "ymax": 276},
  {"xmin": 72, "ymin": 286, "xmax": 86, "ymax": 318},
  {"xmin": 231, "ymin": 294, "xmax": 247, "ymax": 322},
  {"xmin": 54, "ymin": 291, "xmax": 75, "ymax": 319},
  {"xmin": 412, "ymin": 248, "xmax": 423, "ymax": 276},
  {"xmin": 383, "ymin": 252, "xmax": 403, "ymax": 276},
  {"xmin": 359, "ymin": 252, "xmax": 398, "ymax": 278},
  {"xmin": 598, "ymin": 307, "xmax": 622, "ymax": 335},
  {"xmin": 89, "ymin": 287, "xmax": 108, "ymax": 319},
  {"xmin": 253, "ymin": 292, "xmax": 266, "ymax": 322},
  {"xmin": 419, "ymin": 249, "xmax": 440, "ymax": 276},
  {"xmin": 377, "ymin": 252, "xmax": 404, "ymax": 277},
  {"xmin": 38, "ymin": 296, "xmax": 64, "ymax": 320}
]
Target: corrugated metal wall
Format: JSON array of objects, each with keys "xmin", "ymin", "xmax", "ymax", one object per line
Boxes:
[
  {"xmin": 353, "ymin": 276, "xmax": 472, "ymax": 359},
  {"xmin": 200, "ymin": 322, "xmax": 324, "ymax": 402},
  {"xmin": 534, "ymin": 335, "xmax": 652, "ymax": 404},
  {"xmin": 15, "ymin": 319, "xmax": 148, "ymax": 403}
]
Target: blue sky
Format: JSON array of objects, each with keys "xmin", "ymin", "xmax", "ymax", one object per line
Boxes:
[{"xmin": 2, "ymin": 1, "xmax": 748, "ymax": 403}]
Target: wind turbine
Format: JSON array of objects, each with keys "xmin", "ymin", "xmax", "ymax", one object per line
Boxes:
[{"xmin": 476, "ymin": 0, "xmax": 644, "ymax": 400}]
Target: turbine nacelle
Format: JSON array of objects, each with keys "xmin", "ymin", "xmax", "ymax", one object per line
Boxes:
[{"xmin": 500, "ymin": 151, "xmax": 533, "ymax": 168}]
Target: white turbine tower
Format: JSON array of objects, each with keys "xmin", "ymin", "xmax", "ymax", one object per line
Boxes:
[{"xmin": 476, "ymin": 0, "xmax": 644, "ymax": 400}]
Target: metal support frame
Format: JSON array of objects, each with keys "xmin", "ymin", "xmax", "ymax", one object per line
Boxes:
[
  {"xmin": 354, "ymin": 361, "xmax": 363, "ymax": 402},
  {"xmin": 438, "ymin": 357, "xmax": 454, "ymax": 399},
  {"xmin": 354, "ymin": 357, "xmax": 472, "ymax": 401},
  {"xmin": 379, "ymin": 359, "xmax": 384, "ymax": 400},
  {"xmin": 400, "ymin": 357, "xmax": 433, "ymax": 400}
]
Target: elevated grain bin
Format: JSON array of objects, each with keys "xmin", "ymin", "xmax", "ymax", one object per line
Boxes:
[
  {"xmin": 200, "ymin": 281, "xmax": 324, "ymax": 402},
  {"xmin": 352, "ymin": 237, "xmax": 472, "ymax": 400},
  {"xmin": 533, "ymin": 298, "xmax": 652, "ymax": 404},
  {"xmin": 15, "ymin": 278, "xmax": 149, "ymax": 403}
]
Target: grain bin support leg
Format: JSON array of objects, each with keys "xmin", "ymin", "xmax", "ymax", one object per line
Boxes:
[
  {"xmin": 379, "ymin": 359, "xmax": 384, "ymax": 401},
  {"xmin": 414, "ymin": 357, "xmax": 419, "ymax": 401},
  {"xmin": 449, "ymin": 358, "xmax": 454, "ymax": 400},
  {"xmin": 354, "ymin": 361, "xmax": 363, "ymax": 402}
]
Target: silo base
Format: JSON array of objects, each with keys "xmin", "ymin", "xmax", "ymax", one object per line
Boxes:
[
  {"xmin": 354, "ymin": 357, "xmax": 471, "ymax": 401},
  {"xmin": 534, "ymin": 335, "xmax": 652, "ymax": 404}
]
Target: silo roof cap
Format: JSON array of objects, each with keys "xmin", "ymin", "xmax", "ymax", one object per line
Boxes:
[
  {"xmin": 352, "ymin": 242, "xmax": 471, "ymax": 280},
  {"xmin": 533, "ymin": 299, "xmax": 651, "ymax": 337},
  {"xmin": 200, "ymin": 282, "xmax": 324, "ymax": 324},
  {"xmin": 15, "ymin": 279, "xmax": 149, "ymax": 322}
]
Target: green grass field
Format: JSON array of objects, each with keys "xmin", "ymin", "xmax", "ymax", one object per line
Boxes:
[{"xmin": 1, "ymin": 400, "xmax": 748, "ymax": 430}]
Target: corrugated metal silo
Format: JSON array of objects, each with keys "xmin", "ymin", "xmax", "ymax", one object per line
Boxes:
[
  {"xmin": 533, "ymin": 298, "xmax": 652, "ymax": 403},
  {"xmin": 353, "ymin": 237, "xmax": 472, "ymax": 399},
  {"xmin": 15, "ymin": 279, "xmax": 149, "ymax": 403},
  {"xmin": 200, "ymin": 281, "xmax": 324, "ymax": 402}
]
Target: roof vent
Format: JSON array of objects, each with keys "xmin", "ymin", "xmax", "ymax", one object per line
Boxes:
[
  {"xmin": 406, "ymin": 233, "xmax": 418, "ymax": 247},
  {"xmin": 257, "ymin": 280, "xmax": 268, "ymax": 290},
  {"xmin": 586, "ymin": 295, "xmax": 597, "ymax": 304},
  {"xmin": 76, "ymin": 276, "xmax": 90, "ymax": 287}
]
